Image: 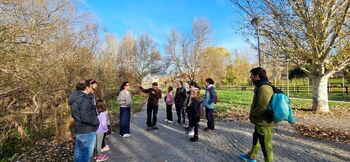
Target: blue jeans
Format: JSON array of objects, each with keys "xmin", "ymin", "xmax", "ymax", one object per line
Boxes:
[
  {"xmin": 74, "ymin": 131, "xmax": 96, "ymax": 162},
  {"xmin": 120, "ymin": 107, "xmax": 131, "ymax": 135}
]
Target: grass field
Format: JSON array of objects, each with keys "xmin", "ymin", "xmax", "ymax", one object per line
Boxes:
[{"xmin": 213, "ymin": 90, "xmax": 350, "ymax": 113}]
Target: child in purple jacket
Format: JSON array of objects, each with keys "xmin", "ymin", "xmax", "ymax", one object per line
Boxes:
[{"xmin": 95, "ymin": 100, "xmax": 109, "ymax": 161}]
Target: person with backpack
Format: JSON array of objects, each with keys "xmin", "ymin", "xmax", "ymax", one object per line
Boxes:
[
  {"xmin": 174, "ymin": 81, "xmax": 187, "ymax": 124},
  {"xmin": 138, "ymin": 82, "xmax": 162, "ymax": 130},
  {"xmin": 68, "ymin": 80, "xmax": 100, "ymax": 162},
  {"xmin": 203, "ymin": 78, "xmax": 216, "ymax": 131},
  {"xmin": 164, "ymin": 86, "xmax": 174, "ymax": 123},
  {"xmin": 240, "ymin": 67, "xmax": 274, "ymax": 162},
  {"xmin": 117, "ymin": 81, "xmax": 132, "ymax": 137}
]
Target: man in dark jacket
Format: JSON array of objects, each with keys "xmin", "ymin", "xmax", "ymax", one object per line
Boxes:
[
  {"xmin": 138, "ymin": 82, "xmax": 162, "ymax": 130},
  {"xmin": 174, "ymin": 81, "xmax": 187, "ymax": 124},
  {"xmin": 240, "ymin": 67, "xmax": 274, "ymax": 162},
  {"xmin": 69, "ymin": 80, "xmax": 100, "ymax": 162}
]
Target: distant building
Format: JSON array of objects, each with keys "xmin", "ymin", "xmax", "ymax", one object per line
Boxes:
[{"xmin": 331, "ymin": 71, "xmax": 344, "ymax": 78}]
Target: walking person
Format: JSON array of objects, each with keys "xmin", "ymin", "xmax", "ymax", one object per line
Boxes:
[
  {"xmin": 138, "ymin": 82, "xmax": 162, "ymax": 130},
  {"xmin": 187, "ymin": 81, "xmax": 201, "ymax": 142},
  {"xmin": 174, "ymin": 81, "xmax": 187, "ymax": 124},
  {"xmin": 240, "ymin": 67, "xmax": 275, "ymax": 162},
  {"xmin": 164, "ymin": 86, "xmax": 174, "ymax": 123},
  {"xmin": 203, "ymin": 78, "xmax": 215, "ymax": 131},
  {"xmin": 117, "ymin": 81, "xmax": 132, "ymax": 137},
  {"xmin": 94, "ymin": 100, "xmax": 109, "ymax": 162},
  {"xmin": 68, "ymin": 80, "xmax": 100, "ymax": 162}
]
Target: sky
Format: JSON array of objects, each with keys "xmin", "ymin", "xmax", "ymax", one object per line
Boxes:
[{"xmin": 78, "ymin": 0, "xmax": 250, "ymax": 54}]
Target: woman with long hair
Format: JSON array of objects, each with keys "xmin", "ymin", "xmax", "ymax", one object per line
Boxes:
[{"xmin": 117, "ymin": 81, "xmax": 132, "ymax": 137}]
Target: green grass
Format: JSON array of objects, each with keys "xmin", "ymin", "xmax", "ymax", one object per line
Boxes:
[
  {"xmin": 213, "ymin": 90, "xmax": 350, "ymax": 113},
  {"xmin": 214, "ymin": 90, "xmax": 253, "ymax": 112},
  {"xmin": 288, "ymin": 92, "xmax": 350, "ymax": 101},
  {"xmin": 106, "ymin": 95, "xmax": 147, "ymax": 114}
]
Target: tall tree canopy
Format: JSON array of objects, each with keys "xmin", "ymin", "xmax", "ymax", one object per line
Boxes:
[{"xmin": 232, "ymin": 0, "xmax": 350, "ymax": 112}]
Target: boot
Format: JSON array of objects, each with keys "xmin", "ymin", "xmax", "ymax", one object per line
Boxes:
[{"xmin": 189, "ymin": 135, "xmax": 198, "ymax": 142}]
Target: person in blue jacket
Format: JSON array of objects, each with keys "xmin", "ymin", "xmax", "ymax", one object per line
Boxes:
[{"xmin": 203, "ymin": 78, "xmax": 215, "ymax": 131}]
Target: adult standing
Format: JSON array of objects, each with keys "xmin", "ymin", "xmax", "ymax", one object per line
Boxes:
[
  {"xmin": 86, "ymin": 79, "xmax": 98, "ymax": 106},
  {"xmin": 203, "ymin": 78, "xmax": 215, "ymax": 131},
  {"xmin": 174, "ymin": 81, "xmax": 187, "ymax": 124},
  {"xmin": 68, "ymin": 80, "xmax": 100, "ymax": 162},
  {"xmin": 240, "ymin": 67, "xmax": 274, "ymax": 162},
  {"xmin": 86, "ymin": 79, "xmax": 110, "ymax": 150},
  {"xmin": 138, "ymin": 82, "xmax": 162, "ymax": 130},
  {"xmin": 117, "ymin": 81, "xmax": 132, "ymax": 137}
]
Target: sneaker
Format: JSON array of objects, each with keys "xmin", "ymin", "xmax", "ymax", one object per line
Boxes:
[
  {"xmin": 146, "ymin": 127, "xmax": 152, "ymax": 131},
  {"xmin": 168, "ymin": 120, "xmax": 173, "ymax": 123},
  {"xmin": 95, "ymin": 154, "xmax": 109, "ymax": 162},
  {"xmin": 188, "ymin": 130, "xmax": 194, "ymax": 136},
  {"xmin": 239, "ymin": 154, "xmax": 256, "ymax": 162},
  {"xmin": 152, "ymin": 126, "xmax": 159, "ymax": 130},
  {"xmin": 164, "ymin": 119, "xmax": 168, "ymax": 122},
  {"xmin": 122, "ymin": 134, "xmax": 131, "ymax": 138},
  {"xmin": 101, "ymin": 145, "xmax": 110, "ymax": 152}
]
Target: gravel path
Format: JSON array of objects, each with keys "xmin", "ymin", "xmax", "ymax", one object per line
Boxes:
[{"xmin": 106, "ymin": 100, "xmax": 350, "ymax": 162}]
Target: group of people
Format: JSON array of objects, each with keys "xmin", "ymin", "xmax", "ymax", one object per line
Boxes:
[
  {"xmin": 164, "ymin": 78, "xmax": 215, "ymax": 142},
  {"xmin": 69, "ymin": 67, "xmax": 277, "ymax": 162}
]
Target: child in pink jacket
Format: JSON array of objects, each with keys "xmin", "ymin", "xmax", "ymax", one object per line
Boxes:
[{"xmin": 164, "ymin": 86, "xmax": 174, "ymax": 123}]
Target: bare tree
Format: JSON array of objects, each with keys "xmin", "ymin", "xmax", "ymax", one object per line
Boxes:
[
  {"xmin": 232, "ymin": 0, "xmax": 350, "ymax": 112},
  {"xmin": 165, "ymin": 18, "xmax": 211, "ymax": 82},
  {"xmin": 131, "ymin": 34, "xmax": 162, "ymax": 83}
]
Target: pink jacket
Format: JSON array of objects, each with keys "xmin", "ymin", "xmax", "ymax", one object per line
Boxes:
[{"xmin": 165, "ymin": 91, "xmax": 174, "ymax": 105}]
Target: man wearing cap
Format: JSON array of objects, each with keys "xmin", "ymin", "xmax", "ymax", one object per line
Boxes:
[
  {"xmin": 138, "ymin": 82, "xmax": 162, "ymax": 130},
  {"xmin": 69, "ymin": 80, "xmax": 100, "ymax": 162}
]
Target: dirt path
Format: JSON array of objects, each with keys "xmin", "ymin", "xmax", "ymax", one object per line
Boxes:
[{"xmin": 106, "ymin": 101, "xmax": 350, "ymax": 162}]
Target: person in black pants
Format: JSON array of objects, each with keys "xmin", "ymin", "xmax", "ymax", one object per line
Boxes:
[
  {"xmin": 138, "ymin": 82, "xmax": 162, "ymax": 130},
  {"xmin": 164, "ymin": 86, "xmax": 174, "ymax": 123},
  {"xmin": 187, "ymin": 81, "xmax": 201, "ymax": 142},
  {"xmin": 174, "ymin": 81, "xmax": 187, "ymax": 124}
]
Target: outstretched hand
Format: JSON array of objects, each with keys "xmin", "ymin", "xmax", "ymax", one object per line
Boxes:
[{"xmin": 137, "ymin": 83, "xmax": 141, "ymax": 87}]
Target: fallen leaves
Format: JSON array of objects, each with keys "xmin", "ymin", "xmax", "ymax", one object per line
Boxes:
[
  {"xmin": 16, "ymin": 138, "xmax": 74, "ymax": 162},
  {"xmin": 294, "ymin": 123, "xmax": 350, "ymax": 144},
  {"xmin": 215, "ymin": 108, "xmax": 249, "ymax": 122}
]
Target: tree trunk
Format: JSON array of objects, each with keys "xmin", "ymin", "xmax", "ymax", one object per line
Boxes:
[{"xmin": 311, "ymin": 75, "xmax": 330, "ymax": 112}]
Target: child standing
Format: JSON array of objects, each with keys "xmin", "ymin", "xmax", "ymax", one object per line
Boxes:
[
  {"xmin": 95, "ymin": 100, "xmax": 109, "ymax": 161},
  {"xmin": 164, "ymin": 86, "xmax": 174, "ymax": 123},
  {"xmin": 187, "ymin": 81, "xmax": 201, "ymax": 142}
]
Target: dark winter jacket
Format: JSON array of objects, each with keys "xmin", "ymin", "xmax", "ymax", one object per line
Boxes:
[
  {"xmin": 174, "ymin": 87, "xmax": 187, "ymax": 104},
  {"xmin": 188, "ymin": 99, "xmax": 201, "ymax": 122},
  {"xmin": 139, "ymin": 87, "xmax": 162, "ymax": 106},
  {"xmin": 68, "ymin": 91, "xmax": 100, "ymax": 134}
]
